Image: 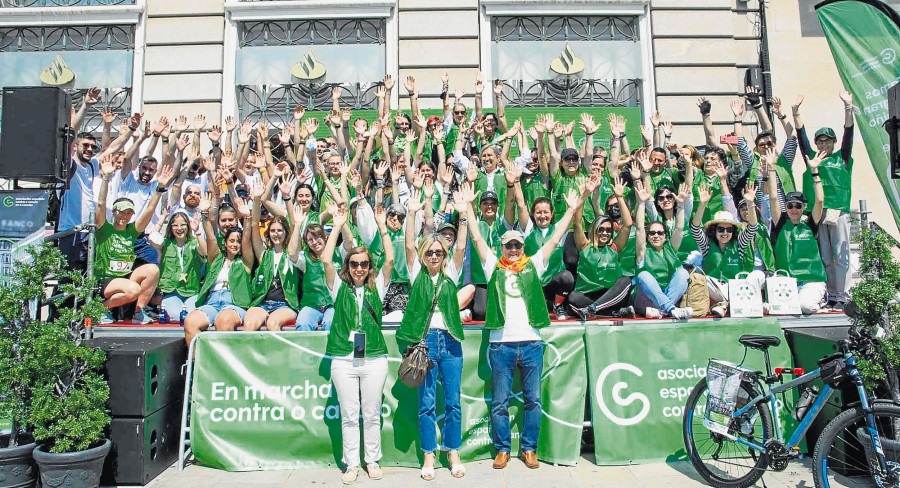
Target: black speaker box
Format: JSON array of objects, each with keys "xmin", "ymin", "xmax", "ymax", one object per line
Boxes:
[
  {"xmin": 102, "ymin": 399, "xmax": 183, "ymax": 486},
  {"xmin": 744, "ymin": 67, "xmax": 764, "ymax": 92},
  {"xmin": 0, "ymin": 86, "xmax": 71, "ymax": 183},
  {"xmin": 88, "ymin": 337, "xmax": 187, "ymax": 417}
]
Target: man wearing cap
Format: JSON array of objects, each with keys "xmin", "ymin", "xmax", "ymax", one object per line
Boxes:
[
  {"xmin": 764, "ymin": 149, "xmax": 827, "ymax": 314},
  {"xmin": 462, "ymin": 177, "xmax": 595, "ymax": 470},
  {"xmin": 459, "ymin": 188, "xmax": 509, "ymax": 321},
  {"xmin": 794, "ymin": 91, "xmax": 855, "ymax": 310}
]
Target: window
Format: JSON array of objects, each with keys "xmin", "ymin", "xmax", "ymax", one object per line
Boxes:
[
  {"xmin": 235, "ymin": 18, "xmax": 387, "ymax": 127},
  {"xmin": 490, "ymin": 15, "xmax": 643, "ymax": 107}
]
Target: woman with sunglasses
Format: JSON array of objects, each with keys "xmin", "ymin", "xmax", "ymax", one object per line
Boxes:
[
  {"xmin": 690, "ymin": 181, "xmax": 760, "ymax": 316},
  {"xmin": 765, "ymin": 148, "xmax": 828, "ymax": 314},
  {"xmin": 397, "ymin": 186, "xmax": 470, "ymax": 480},
  {"xmin": 322, "ymin": 204, "xmax": 393, "ymax": 484},
  {"xmin": 183, "ymin": 201, "xmax": 254, "ymax": 346},
  {"xmin": 633, "ymin": 180, "xmax": 693, "ymax": 319},
  {"xmin": 242, "ymin": 181, "xmax": 301, "ymax": 332},
  {"xmin": 569, "ymin": 176, "xmax": 636, "ymax": 319}
]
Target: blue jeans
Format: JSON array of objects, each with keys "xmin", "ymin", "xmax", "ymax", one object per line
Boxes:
[
  {"xmin": 197, "ymin": 289, "xmax": 247, "ymax": 325},
  {"xmin": 295, "ymin": 306, "xmax": 335, "ymax": 331},
  {"xmin": 634, "ymin": 268, "xmax": 690, "ymax": 313},
  {"xmin": 418, "ymin": 329, "xmax": 463, "ymax": 453},
  {"xmin": 489, "ymin": 340, "xmax": 543, "ymax": 453},
  {"xmin": 258, "ymin": 299, "xmax": 292, "ymax": 314},
  {"xmin": 161, "ymin": 292, "xmax": 198, "ymax": 323}
]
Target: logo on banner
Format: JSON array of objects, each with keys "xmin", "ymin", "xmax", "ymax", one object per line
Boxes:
[
  {"xmin": 550, "ymin": 44, "xmax": 585, "ymax": 76},
  {"xmin": 40, "ymin": 55, "xmax": 75, "ymax": 86},
  {"xmin": 882, "ymin": 48, "xmax": 896, "ymax": 65},
  {"xmin": 2, "ymin": 196, "xmax": 13, "ymax": 208},
  {"xmin": 595, "ymin": 362, "xmax": 650, "ymax": 426},
  {"xmin": 291, "ymin": 49, "xmax": 327, "ymax": 80}
]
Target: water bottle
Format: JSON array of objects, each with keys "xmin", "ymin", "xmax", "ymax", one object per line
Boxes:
[
  {"xmin": 179, "ymin": 305, "xmax": 188, "ymax": 327},
  {"xmin": 159, "ymin": 308, "xmax": 168, "ymax": 325},
  {"xmin": 793, "ymin": 386, "xmax": 819, "ymax": 421}
]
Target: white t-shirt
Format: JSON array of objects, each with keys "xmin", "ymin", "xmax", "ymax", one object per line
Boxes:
[
  {"xmin": 482, "ymin": 251, "xmax": 547, "ymax": 343},
  {"xmin": 408, "ymin": 258, "xmax": 460, "ymax": 330},
  {"xmin": 113, "ymin": 170, "xmax": 158, "ymax": 224},
  {"xmin": 59, "ymin": 157, "xmax": 99, "ymax": 232}
]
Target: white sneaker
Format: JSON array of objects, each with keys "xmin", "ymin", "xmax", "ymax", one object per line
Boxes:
[
  {"xmin": 366, "ymin": 462, "xmax": 383, "ymax": 480},
  {"xmin": 710, "ymin": 304, "xmax": 727, "ymax": 318},
  {"xmin": 342, "ymin": 466, "xmax": 359, "ymax": 484},
  {"xmin": 460, "ymin": 309, "xmax": 472, "ymax": 322},
  {"xmin": 643, "ymin": 307, "xmax": 663, "ymax": 319},
  {"xmin": 670, "ymin": 307, "xmax": 694, "ymax": 320},
  {"xmin": 131, "ymin": 308, "xmax": 153, "ymax": 325}
]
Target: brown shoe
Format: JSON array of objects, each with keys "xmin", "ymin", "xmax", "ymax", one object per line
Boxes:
[
  {"xmin": 492, "ymin": 451, "xmax": 510, "ymax": 469},
  {"xmin": 520, "ymin": 450, "xmax": 539, "ymax": 469}
]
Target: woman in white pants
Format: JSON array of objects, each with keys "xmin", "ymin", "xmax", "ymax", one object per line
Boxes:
[{"xmin": 322, "ymin": 205, "xmax": 394, "ymax": 484}]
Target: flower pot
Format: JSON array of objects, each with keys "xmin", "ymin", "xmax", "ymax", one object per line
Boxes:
[
  {"xmin": 0, "ymin": 435, "xmax": 38, "ymax": 488},
  {"xmin": 32, "ymin": 439, "xmax": 110, "ymax": 488}
]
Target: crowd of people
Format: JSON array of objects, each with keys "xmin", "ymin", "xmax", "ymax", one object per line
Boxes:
[{"xmin": 54, "ymin": 73, "xmax": 856, "ymax": 481}]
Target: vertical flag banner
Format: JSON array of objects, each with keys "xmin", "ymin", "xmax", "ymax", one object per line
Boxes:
[{"xmin": 816, "ymin": 0, "xmax": 900, "ymax": 229}]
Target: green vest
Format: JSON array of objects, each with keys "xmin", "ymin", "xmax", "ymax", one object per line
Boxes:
[
  {"xmin": 520, "ymin": 175, "xmax": 549, "ymax": 213},
  {"xmin": 158, "ymin": 238, "xmax": 203, "ymax": 296},
  {"xmin": 397, "ymin": 270, "xmax": 464, "ymax": 343},
  {"xmin": 648, "ymin": 169, "xmax": 676, "ymax": 194},
  {"xmin": 619, "ymin": 226, "xmax": 638, "ymax": 277},
  {"xmin": 299, "ymin": 254, "xmax": 333, "ymax": 309},
  {"xmin": 470, "ymin": 218, "xmax": 506, "ymax": 284},
  {"xmin": 802, "ymin": 150, "xmax": 852, "ymax": 212},
  {"xmin": 485, "ymin": 259, "xmax": 550, "ymax": 330},
  {"xmin": 774, "ymin": 217, "xmax": 828, "ymax": 283},
  {"xmin": 747, "ymin": 153, "xmax": 796, "ymax": 194},
  {"xmin": 692, "ymin": 174, "xmax": 724, "ymax": 223},
  {"xmin": 576, "ymin": 244, "xmax": 623, "ymax": 292},
  {"xmin": 743, "ymin": 226, "xmax": 776, "ymax": 272},
  {"xmin": 443, "ymin": 124, "xmax": 460, "ymax": 154},
  {"xmin": 551, "ymin": 168, "xmax": 594, "ymax": 228},
  {"xmin": 640, "ymin": 243, "xmax": 681, "ymax": 288},
  {"xmin": 250, "ymin": 249, "xmax": 301, "ymax": 309},
  {"xmin": 702, "ymin": 239, "xmax": 744, "ymax": 282},
  {"xmin": 196, "ymin": 254, "xmax": 253, "ymax": 308},
  {"xmin": 474, "ymin": 170, "xmax": 507, "ymax": 215},
  {"xmin": 524, "ymin": 224, "xmax": 564, "ymax": 286},
  {"xmin": 325, "ymin": 282, "xmax": 387, "ymax": 357}
]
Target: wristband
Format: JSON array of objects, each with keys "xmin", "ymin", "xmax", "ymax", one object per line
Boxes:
[
  {"xmin": 161, "ymin": 138, "xmax": 169, "ymax": 143},
  {"xmin": 778, "ymin": 114, "xmax": 787, "ymax": 121},
  {"xmin": 212, "ymin": 142, "xmax": 220, "ymax": 147},
  {"xmin": 507, "ymin": 184, "xmax": 515, "ymax": 188},
  {"xmin": 259, "ymin": 168, "xmax": 267, "ymax": 173},
  {"xmin": 752, "ymin": 103, "xmax": 763, "ymax": 109},
  {"xmin": 811, "ymin": 171, "xmax": 820, "ymax": 177}
]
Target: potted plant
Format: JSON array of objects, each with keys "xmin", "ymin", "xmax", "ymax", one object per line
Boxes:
[{"xmin": 0, "ymin": 244, "xmax": 110, "ymax": 488}]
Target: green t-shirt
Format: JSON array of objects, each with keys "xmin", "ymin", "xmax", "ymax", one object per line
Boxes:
[{"xmin": 94, "ymin": 222, "xmax": 141, "ymax": 279}]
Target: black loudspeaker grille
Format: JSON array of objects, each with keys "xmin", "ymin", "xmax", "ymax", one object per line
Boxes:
[
  {"xmin": 102, "ymin": 400, "xmax": 183, "ymax": 486},
  {"xmin": 88, "ymin": 337, "xmax": 187, "ymax": 417},
  {"xmin": 0, "ymin": 86, "xmax": 70, "ymax": 183}
]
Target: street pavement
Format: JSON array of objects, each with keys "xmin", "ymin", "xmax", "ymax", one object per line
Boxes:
[{"xmin": 138, "ymin": 455, "xmax": 827, "ymax": 488}]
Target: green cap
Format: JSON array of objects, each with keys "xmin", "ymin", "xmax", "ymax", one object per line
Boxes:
[{"xmin": 814, "ymin": 127, "xmax": 837, "ymax": 141}]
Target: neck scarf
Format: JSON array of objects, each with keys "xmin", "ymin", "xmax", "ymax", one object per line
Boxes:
[{"xmin": 498, "ymin": 255, "xmax": 530, "ymax": 273}]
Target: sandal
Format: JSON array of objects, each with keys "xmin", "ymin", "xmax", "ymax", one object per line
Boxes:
[
  {"xmin": 450, "ymin": 464, "xmax": 466, "ymax": 478},
  {"xmin": 420, "ymin": 466, "xmax": 436, "ymax": 481}
]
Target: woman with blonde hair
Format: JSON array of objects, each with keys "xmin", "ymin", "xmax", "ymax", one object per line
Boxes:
[
  {"xmin": 397, "ymin": 188, "xmax": 470, "ymax": 480},
  {"xmin": 322, "ymin": 204, "xmax": 394, "ymax": 484}
]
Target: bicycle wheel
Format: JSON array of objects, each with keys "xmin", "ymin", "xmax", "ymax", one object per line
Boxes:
[
  {"xmin": 813, "ymin": 402, "xmax": 900, "ymax": 488},
  {"xmin": 683, "ymin": 377, "xmax": 773, "ymax": 488}
]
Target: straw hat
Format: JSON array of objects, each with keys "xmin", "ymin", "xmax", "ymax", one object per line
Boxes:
[{"xmin": 704, "ymin": 211, "xmax": 744, "ymax": 230}]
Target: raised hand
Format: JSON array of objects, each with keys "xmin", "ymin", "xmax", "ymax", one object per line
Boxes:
[
  {"xmin": 527, "ymin": 127, "xmax": 539, "ymax": 141},
  {"xmin": 580, "ymin": 113, "xmax": 598, "ymax": 135},
  {"xmin": 278, "ymin": 126, "xmax": 292, "ymax": 145},
  {"xmin": 650, "ymin": 110, "xmax": 661, "ymax": 128},
  {"xmin": 634, "ymin": 180, "xmax": 651, "ymax": 203},
  {"xmin": 348, "ymin": 169, "xmax": 361, "ymax": 190},
  {"xmin": 193, "ymin": 115, "xmax": 207, "ymax": 131},
  {"xmin": 175, "ymin": 133, "xmax": 190, "ymax": 152},
  {"xmin": 257, "ymin": 123, "xmax": 269, "ymax": 140},
  {"xmin": 466, "ymin": 164, "xmax": 478, "ymax": 183},
  {"xmin": 383, "ymin": 74, "xmax": 394, "ymax": 91},
  {"xmin": 533, "ymin": 116, "xmax": 546, "ymax": 134},
  {"xmin": 404, "ymin": 75, "xmax": 416, "ymax": 94},
  {"xmin": 698, "ymin": 181, "xmax": 712, "ymax": 204},
  {"xmin": 792, "ymin": 94, "xmax": 805, "ymax": 114},
  {"xmin": 273, "ymin": 161, "xmax": 288, "ymax": 178},
  {"xmin": 474, "ymin": 70, "xmax": 485, "ymax": 94},
  {"xmin": 493, "ymin": 80, "xmax": 503, "ymax": 96},
  {"xmin": 662, "ymin": 121, "xmax": 674, "ymax": 138},
  {"xmin": 373, "ymin": 206, "xmax": 387, "ymax": 227},
  {"xmin": 608, "ymin": 114, "xmax": 621, "ymax": 138},
  {"xmin": 304, "ymin": 118, "xmax": 319, "ymax": 135},
  {"xmin": 292, "ymin": 204, "xmax": 308, "ymax": 226},
  {"xmin": 808, "ymin": 150, "xmax": 826, "ymax": 171},
  {"xmin": 459, "ymin": 181, "xmax": 476, "ymax": 204},
  {"xmin": 743, "ymin": 180, "xmax": 757, "ymax": 203},
  {"xmin": 391, "ymin": 162, "xmax": 403, "ymax": 185},
  {"xmin": 565, "ymin": 121, "xmax": 575, "ymax": 136},
  {"xmin": 198, "ymin": 194, "xmax": 211, "ymax": 213},
  {"xmin": 563, "ymin": 189, "xmax": 579, "ymax": 208},
  {"xmin": 250, "ymin": 180, "xmax": 265, "ymax": 200},
  {"xmin": 585, "ymin": 173, "xmax": 601, "ymax": 194},
  {"xmin": 101, "ymin": 109, "xmax": 116, "ymax": 125},
  {"xmin": 208, "ymin": 125, "xmax": 222, "ymax": 143},
  {"xmin": 438, "ymin": 163, "xmax": 454, "ymax": 186},
  {"xmin": 505, "ymin": 160, "xmax": 522, "ymax": 185},
  {"xmin": 440, "ymin": 71, "xmax": 449, "ymax": 85},
  {"xmin": 771, "ymin": 97, "xmax": 783, "ymax": 118},
  {"xmin": 452, "ymin": 190, "xmax": 468, "ymax": 214},
  {"xmin": 637, "ymin": 149, "xmax": 652, "ymax": 172},
  {"xmin": 338, "ymin": 159, "xmax": 351, "ymax": 177},
  {"xmin": 628, "ymin": 159, "xmax": 641, "ymax": 182},
  {"xmin": 713, "ymin": 159, "xmax": 728, "ymax": 180},
  {"xmin": 730, "ymin": 99, "xmax": 744, "ymax": 118},
  {"xmin": 640, "ymin": 124, "xmax": 652, "ymax": 142},
  {"xmin": 99, "ymin": 153, "xmax": 116, "ymax": 176},
  {"xmin": 237, "ymin": 124, "xmax": 251, "ymax": 145},
  {"xmin": 156, "ymin": 163, "xmax": 176, "ymax": 188},
  {"xmin": 839, "ymin": 90, "xmax": 853, "ymax": 108},
  {"xmin": 85, "ymin": 87, "xmax": 102, "ymax": 106},
  {"xmin": 225, "ymin": 116, "xmax": 237, "ymax": 132},
  {"xmin": 331, "ymin": 86, "xmax": 341, "ymax": 101},
  {"xmin": 353, "ymin": 118, "xmax": 368, "ymax": 138},
  {"xmin": 697, "ymin": 96, "xmax": 711, "ymax": 116},
  {"xmin": 411, "ymin": 168, "xmax": 424, "ymax": 189},
  {"xmin": 341, "ymin": 108, "xmax": 352, "ymax": 123},
  {"xmin": 153, "ymin": 116, "xmax": 169, "ymax": 136},
  {"xmin": 744, "ymin": 85, "xmax": 762, "ymax": 107},
  {"xmin": 173, "ymin": 115, "xmax": 188, "ymax": 133},
  {"xmin": 423, "ymin": 178, "xmax": 435, "ymax": 199},
  {"xmin": 374, "ymin": 85, "xmax": 387, "ymax": 99},
  {"xmin": 612, "ymin": 176, "xmax": 626, "ymax": 197},
  {"xmin": 674, "ymin": 183, "xmax": 689, "ymax": 205},
  {"xmin": 293, "ymin": 106, "xmax": 305, "ymax": 121},
  {"xmin": 373, "ymin": 159, "xmax": 390, "ymax": 180},
  {"xmin": 552, "ymin": 122, "xmax": 565, "ymax": 138},
  {"xmin": 332, "ymin": 205, "xmax": 349, "ymax": 228}
]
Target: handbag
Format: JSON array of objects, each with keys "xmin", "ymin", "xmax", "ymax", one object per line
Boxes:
[
  {"xmin": 765, "ymin": 270, "xmax": 801, "ymax": 315},
  {"xmin": 398, "ymin": 280, "xmax": 441, "ymax": 388},
  {"xmin": 728, "ymin": 272, "xmax": 764, "ymax": 318}
]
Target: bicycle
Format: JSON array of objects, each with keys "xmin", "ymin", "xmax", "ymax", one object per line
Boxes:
[{"xmin": 682, "ymin": 326, "xmax": 900, "ymax": 488}]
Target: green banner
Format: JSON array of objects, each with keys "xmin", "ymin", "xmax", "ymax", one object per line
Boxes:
[
  {"xmin": 817, "ymin": 0, "xmax": 900, "ymax": 230},
  {"xmin": 189, "ymin": 326, "xmax": 586, "ymax": 471},
  {"xmin": 585, "ymin": 318, "xmax": 796, "ymax": 464}
]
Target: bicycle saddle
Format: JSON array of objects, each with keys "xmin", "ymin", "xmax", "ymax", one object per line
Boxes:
[{"xmin": 739, "ymin": 335, "xmax": 781, "ymax": 350}]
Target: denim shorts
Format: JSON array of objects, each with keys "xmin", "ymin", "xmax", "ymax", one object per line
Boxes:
[
  {"xmin": 257, "ymin": 299, "xmax": 294, "ymax": 314},
  {"xmin": 197, "ymin": 289, "xmax": 247, "ymax": 325}
]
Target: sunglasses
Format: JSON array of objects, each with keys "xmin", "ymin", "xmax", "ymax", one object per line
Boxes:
[
  {"xmin": 647, "ymin": 230, "xmax": 666, "ymax": 237},
  {"xmin": 596, "ymin": 227, "xmax": 613, "ymax": 234},
  {"xmin": 757, "ymin": 140, "xmax": 775, "ymax": 148},
  {"xmin": 564, "ymin": 156, "xmax": 579, "ymax": 162},
  {"xmin": 424, "ymin": 250, "xmax": 446, "ymax": 258},
  {"xmin": 715, "ymin": 226, "xmax": 734, "ymax": 234},
  {"xmin": 453, "ymin": 110, "xmax": 467, "ymax": 115},
  {"xmin": 657, "ymin": 194, "xmax": 674, "ymax": 201},
  {"xmin": 80, "ymin": 143, "xmax": 99, "ymax": 151},
  {"xmin": 786, "ymin": 202, "xmax": 804, "ymax": 210},
  {"xmin": 306, "ymin": 234, "xmax": 324, "ymax": 243},
  {"xmin": 504, "ymin": 242, "xmax": 523, "ymax": 250},
  {"xmin": 349, "ymin": 260, "xmax": 370, "ymax": 269}
]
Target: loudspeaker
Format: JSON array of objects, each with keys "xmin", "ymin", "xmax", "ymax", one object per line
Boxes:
[
  {"xmin": 0, "ymin": 87, "xmax": 71, "ymax": 183},
  {"xmin": 887, "ymin": 83, "xmax": 900, "ymax": 178},
  {"xmin": 102, "ymin": 400, "xmax": 183, "ymax": 486},
  {"xmin": 88, "ymin": 337, "xmax": 187, "ymax": 417},
  {"xmin": 744, "ymin": 67, "xmax": 764, "ymax": 92}
]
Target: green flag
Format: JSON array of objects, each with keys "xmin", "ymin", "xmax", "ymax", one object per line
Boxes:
[{"xmin": 816, "ymin": 0, "xmax": 900, "ymax": 229}]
